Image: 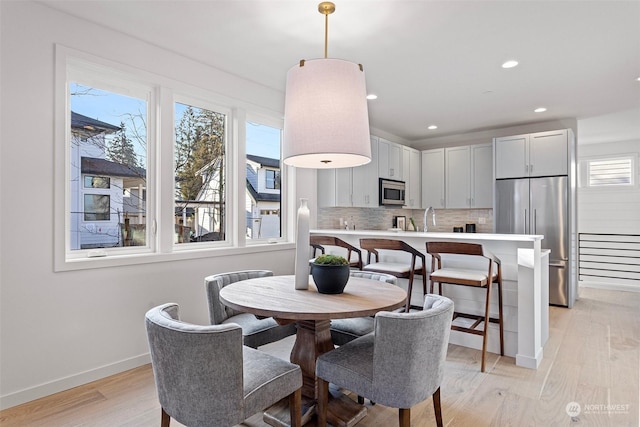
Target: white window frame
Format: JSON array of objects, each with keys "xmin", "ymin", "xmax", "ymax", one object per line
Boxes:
[
  {"xmin": 60, "ymin": 52, "xmax": 157, "ymax": 262},
  {"xmin": 54, "ymin": 46, "xmax": 293, "ymax": 272}
]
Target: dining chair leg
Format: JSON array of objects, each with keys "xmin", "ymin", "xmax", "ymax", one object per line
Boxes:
[
  {"xmin": 317, "ymin": 378, "xmax": 329, "ymax": 427},
  {"xmin": 432, "ymin": 387, "xmax": 443, "ymax": 427},
  {"xmin": 289, "ymin": 388, "xmax": 302, "ymax": 427},
  {"xmin": 398, "ymin": 407, "xmax": 410, "ymax": 427},
  {"xmin": 161, "ymin": 408, "xmax": 170, "ymax": 427}
]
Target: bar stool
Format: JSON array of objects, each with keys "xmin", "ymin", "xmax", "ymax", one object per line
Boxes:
[
  {"xmin": 360, "ymin": 238, "xmax": 426, "ymax": 312},
  {"xmin": 426, "ymin": 241, "xmax": 504, "ymax": 372},
  {"xmin": 310, "ymin": 235, "xmax": 363, "ymax": 270}
]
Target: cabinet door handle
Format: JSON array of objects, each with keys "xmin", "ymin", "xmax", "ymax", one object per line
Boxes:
[
  {"xmin": 530, "ymin": 164, "xmax": 533, "ymax": 173},
  {"xmin": 390, "ymin": 168, "xmax": 394, "ymax": 177}
]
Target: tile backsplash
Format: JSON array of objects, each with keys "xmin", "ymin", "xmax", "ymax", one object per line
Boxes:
[{"xmin": 317, "ymin": 207, "xmax": 493, "ymax": 233}]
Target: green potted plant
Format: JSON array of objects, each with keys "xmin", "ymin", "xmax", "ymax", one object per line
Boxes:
[{"xmin": 312, "ymin": 254, "xmax": 350, "ymax": 294}]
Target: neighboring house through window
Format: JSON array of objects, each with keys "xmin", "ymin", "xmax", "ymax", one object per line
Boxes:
[
  {"xmin": 246, "ymin": 152, "xmax": 281, "ymax": 239},
  {"xmin": 69, "ymin": 111, "xmax": 147, "ymax": 250}
]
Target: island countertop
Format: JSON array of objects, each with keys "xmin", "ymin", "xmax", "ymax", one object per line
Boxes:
[
  {"xmin": 310, "ymin": 228, "xmax": 549, "ymax": 370},
  {"xmin": 312, "ymin": 229, "xmax": 544, "ymax": 242}
]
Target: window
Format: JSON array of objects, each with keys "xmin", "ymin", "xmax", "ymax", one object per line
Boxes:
[
  {"xmin": 83, "ymin": 195, "xmax": 110, "ymax": 221},
  {"xmin": 266, "ymin": 170, "xmax": 280, "ymax": 189},
  {"xmin": 84, "ymin": 175, "xmax": 110, "ymax": 188},
  {"xmin": 56, "ymin": 48, "xmax": 290, "ymax": 270},
  {"xmin": 69, "ymin": 79, "xmax": 149, "ymax": 252},
  {"xmin": 581, "ymin": 155, "xmax": 636, "ymax": 188},
  {"xmin": 589, "ymin": 158, "xmax": 633, "ymax": 186},
  {"xmin": 246, "ymin": 121, "xmax": 282, "ymax": 241},
  {"xmin": 174, "ymin": 101, "xmax": 228, "ymax": 245}
]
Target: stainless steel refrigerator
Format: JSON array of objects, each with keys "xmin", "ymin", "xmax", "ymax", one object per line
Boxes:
[{"xmin": 495, "ymin": 176, "xmax": 571, "ymax": 306}]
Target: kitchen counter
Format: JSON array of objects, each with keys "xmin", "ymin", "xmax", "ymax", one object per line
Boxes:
[{"xmin": 311, "ymin": 229, "xmax": 549, "ymax": 369}]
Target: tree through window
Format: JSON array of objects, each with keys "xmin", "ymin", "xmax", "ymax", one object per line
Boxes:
[{"xmin": 174, "ymin": 102, "xmax": 227, "ymax": 244}]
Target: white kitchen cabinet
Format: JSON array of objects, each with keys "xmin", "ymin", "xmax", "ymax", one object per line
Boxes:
[
  {"xmin": 352, "ymin": 136, "xmax": 379, "ymax": 207},
  {"xmin": 445, "ymin": 146, "xmax": 470, "ymax": 208},
  {"xmin": 421, "ymin": 148, "xmax": 445, "ymax": 209},
  {"xmin": 529, "ymin": 130, "xmax": 568, "ymax": 177},
  {"xmin": 402, "ymin": 146, "xmax": 421, "ymax": 209},
  {"xmin": 378, "ymin": 138, "xmax": 402, "ymax": 179},
  {"xmin": 445, "ymin": 144, "xmax": 493, "ymax": 209},
  {"xmin": 471, "ymin": 144, "xmax": 493, "ymax": 208},
  {"xmin": 317, "ymin": 167, "xmax": 352, "ymax": 207},
  {"xmin": 495, "ymin": 129, "xmax": 568, "ymax": 179},
  {"xmin": 317, "ymin": 136, "xmax": 378, "ymax": 208}
]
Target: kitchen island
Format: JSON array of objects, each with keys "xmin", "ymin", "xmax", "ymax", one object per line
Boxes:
[{"xmin": 310, "ymin": 229, "xmax": 549, "ymax": 369}]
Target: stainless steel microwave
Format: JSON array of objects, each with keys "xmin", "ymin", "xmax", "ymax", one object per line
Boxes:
[{"xmin": 379, "ymin": 178, "xmax": 406, "ymax": 206}]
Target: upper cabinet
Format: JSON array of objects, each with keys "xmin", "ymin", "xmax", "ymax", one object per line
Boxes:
[
  {"xmin": 495, "ymin": 129, "xmax": 568, "ymax": 179},
  {"xmin": 421, "ymin": 148, "xmax": 445, "ymax": 209},
  {"xmin": 471, "ymin": 144, "xmax": 493, "ymax": 208},
  {"xmin": 352, "ymin": 136, "xmax": 380, "ymax": 207},
  {"xmin": 378, "ymin": 138, "xmax": 402, "ymax": 180},
  {"xmin": 402, "ymin": 146, "xmax": 421, "ymax": 209},
  {"xmin": 317, "ymin": 136, "xmax": 378, "ymax": 208},
  {"xmin": 317, "ymin": 167, "xmax": 352, "ymax": 207},
  {"xmin": 445, "ymin": 144, "xmax": 492, "ymax": 209}
]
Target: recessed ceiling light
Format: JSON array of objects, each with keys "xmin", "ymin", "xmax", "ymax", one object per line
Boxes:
[
  {"xmin": 636, "ymin": 77, "xmax": 640, "ymax": 82},
  {"xmin": 366, "ymin": 94, "xmax": 377, "ymax": 100},
  {"xmin": 502, "ymin": 60, "xmax": 519, "ymax": 69},
  {"xmin": 534, "ymin": 107, "xmax": 547, "ymax": 113},
  {"xmin": 427, "ymin": 125, "xmax": 438, "ymax": 130}
]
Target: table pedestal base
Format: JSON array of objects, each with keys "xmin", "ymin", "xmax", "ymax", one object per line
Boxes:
[
  {"xmin": 263, "ymin": 394, "xmax": 367, "ymax": 427},
  {"xmin": 263, "ymin": 319, "xmax": 367, "ymax": 427}
]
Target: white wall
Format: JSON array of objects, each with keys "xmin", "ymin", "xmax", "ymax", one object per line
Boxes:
[
  {"xmin": 0, "ymin": 1, "xmax": 315, "ymax": 409},
  {"xmin": 577, "ymin": 139, "xmax": 640, "ymax": 235}
]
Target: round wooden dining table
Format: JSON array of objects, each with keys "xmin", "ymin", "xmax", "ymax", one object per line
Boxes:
[{"xmin": 219, "ymin": 274, "xmax": 407, "ymax": 427}]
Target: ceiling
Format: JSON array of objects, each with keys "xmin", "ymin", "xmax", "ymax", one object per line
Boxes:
[{"xmin": 41, "ymin": 0, "xmax": 640, "ymax": 148}]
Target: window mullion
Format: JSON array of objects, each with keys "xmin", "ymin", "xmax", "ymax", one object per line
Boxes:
[{"xmin": 158, "ymin": 87, "xmax": 175, "ymax": 253}]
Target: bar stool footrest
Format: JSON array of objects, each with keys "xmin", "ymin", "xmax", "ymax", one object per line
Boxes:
[{"xmin": 451, "ymin": 311, "xmax": 501, "ymax": 336}]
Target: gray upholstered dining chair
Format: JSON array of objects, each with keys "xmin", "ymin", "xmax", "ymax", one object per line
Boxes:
[
  {"xmin": 330, "ymin": 271, "xmax": 398, "ymax": 346},
  {"xmin": 205, "ymin": 270, "xmax": 297, "ymax": 348},
  {"xmin": 316, "ymin": 294, "xmax": 454, "ymax": 427},
  {"xmin": 145, "ymin": 303, "xmax": 302, "ymax": 427}
]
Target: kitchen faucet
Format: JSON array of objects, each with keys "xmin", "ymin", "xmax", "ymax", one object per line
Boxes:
[{"xmin": 423, "ymin": 206, "xmax": 436, "ymax": 232}]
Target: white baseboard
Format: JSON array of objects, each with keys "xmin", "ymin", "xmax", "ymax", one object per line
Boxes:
[
  {"xmin": 579, "ymin": 281, "xmax": 640, "ymax": 293},
  {"xmin": 0, "ymin": 353, "xmax": 151, "ymax": 410}
]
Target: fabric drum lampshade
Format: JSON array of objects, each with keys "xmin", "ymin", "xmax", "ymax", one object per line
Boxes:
[{"xmin": 283, "ymin": 58, "xmax": 371, "ymax": 169}]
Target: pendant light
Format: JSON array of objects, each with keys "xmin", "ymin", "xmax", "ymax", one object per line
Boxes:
[{"xmin": 283, "ymin": 2, "xmax": 372, "ymax": 169}]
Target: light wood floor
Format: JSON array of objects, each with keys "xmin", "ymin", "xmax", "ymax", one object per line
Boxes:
[{"xmin": 1, "ymin": 287, "xmax": 638, "ymax": 427}]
